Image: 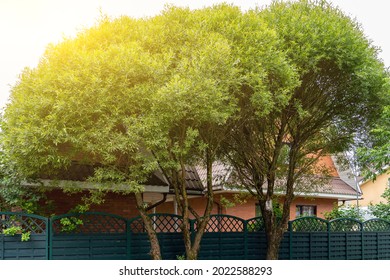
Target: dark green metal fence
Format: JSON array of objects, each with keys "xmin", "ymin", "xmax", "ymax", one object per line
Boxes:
[
  {"xmin": 0, "ymin": 212, "xmax": 49, "ymax": 260},
  {"xmin": 49, "ymin": 212, "xmax": 128, "ymax": 260},
  {"xmin": 2, "ymin": 211, "xmax": 390, "ymax": 260}
]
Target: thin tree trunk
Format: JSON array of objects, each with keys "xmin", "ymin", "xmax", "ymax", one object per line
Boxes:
[
  {"xmin": 134, "ymin": 192, "xmax": 162, "ymax": 260},
  {"xmin": 187, "ymin": 148, "xmax": 214, "ymax": 259},
  {"xmin": 265, "ymin": 228, "xmax": 283, "ymax": 260},
  {"xmin": 260, "ymin": 195, "xmax": 290, "ymax": 260}
]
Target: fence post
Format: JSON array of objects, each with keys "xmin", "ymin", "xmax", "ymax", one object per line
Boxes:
[
  {"xmin": 0, "ymin": 234, "xmax": 4, "ymax": 260},
  {"xmin": 126, "ymin": 219, "xmax": 132, "ymax": 260},
  {"xmin": 243, "ymin": 219, "xmax": 248, "ymax": 260},
  {"xmin": 361, "ymin": 224, "xmax": 364, "ymax": 260},
  {"xmin": 327, "ymin": 220, "xmax": 331, "ymax": 260},
  {"xmin": 49, "ymin": 217, "xmax": 53, "ymax": 260},
  {"xmin": 288, "ymin": 221, "xmax": 292, "ymax": 260},
  {"xmin": 377, "ymin": 232, "xmax": 380, "ymax": 260},
  {"xmin": 46, "ymin": 217, "xmax": 50, "ymax": 260}
]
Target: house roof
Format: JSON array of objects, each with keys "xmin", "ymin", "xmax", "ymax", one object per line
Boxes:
[
  {"xmin": 39, "ymin": 162, "xmax": 169, "ymax": 187},
  {"xmin": 181, "ymin": 166, "xmax": 204, "ymax": 193},
  {"xmin": 321, "ymin": 177, "xmax": 360, "ymax": 196},
  {"xmin": 196, "ymin": 161, "xmax": 231, "ymax": 190},
  {"xmin": 38, "ymin": 161, "xmax": 204, "ymax": 194},
  {"xmin": 196, "ymin": 159, "xmax": 360, "ymax": 200}
]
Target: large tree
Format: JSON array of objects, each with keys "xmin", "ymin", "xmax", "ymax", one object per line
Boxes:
[
  {"xmin": 0, "ymin": 5, "xmax": 248, "ymax": 260},
  {"xmin": 2, "ymin": 1, "xmax": 388, "ymax": 261},
  {"xmin": 1, "ymin": 15, "xmax": 168, "ymax": 259},
  {"xmin": 219, "ymin": 0, "xmax": 388, "ymax": 259},
  {"xmin": 136, "ymin": 6, "xmax": 241, "ymax": 259}
]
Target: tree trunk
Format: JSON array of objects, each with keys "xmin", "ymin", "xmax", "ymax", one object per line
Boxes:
[
  {"xmin": 265, "ymin": 227, "xmax": 283, "ymax": 260},
  {"xmin": 187, "ymin": 149, "xmax": 214, "ymax": 259},
  {"xmin": 134, "ymin": 192, "xmax": 162, "ymax": 260},
  {"xmin": 260, "ymin": 196, "xmax": 290, "ymax": 260}
]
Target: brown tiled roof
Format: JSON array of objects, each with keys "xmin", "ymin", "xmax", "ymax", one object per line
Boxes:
[
  {"xmin": 179, "ymin": 166, "xmax": 204, "ymax": 193},
  {"xmin": 323, "ymin": 177, "xmax": 359, "ymax": 196},
  {"xmin": 196, "ymin": 161, "xmax": 231, "ymax": 190}
]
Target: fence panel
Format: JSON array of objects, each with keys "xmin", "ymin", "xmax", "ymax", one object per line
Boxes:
[
  {"xmin": 363, "ymin": 232, "xmax": 379, "ymax": 259},
  {"xmin": 278, "ymin": 232, "xmax": 290, "ymax": 260},
  {"xmin": 128, "ymin": 214, "xmax": 185, "ymax": 260},
  {"xmin": 50, "ymin": 212, "xmax": 127, "ymax": 260},
  {"xmin": 246, "ymin": 217, "xmax": 267, "ymax": 259},
  {"xmin": 246, "ymin": 232, "xmax": 267, "ymax": 259},
  {"xmin": 197, "ymin": 215, "xmax": 246, "ymax": 260},
  {"xmin": 377, "ymin": 232, "xmax": 390, "ymax": 259},
  {"xmin": 0, "ymin": 212, "xmax": 48, "ymax": 260}
]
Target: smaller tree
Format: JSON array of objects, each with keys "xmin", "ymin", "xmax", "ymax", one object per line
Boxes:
[
  {"xmin": 358, "ymin": 105, "xmax": 390, "ymax": 180},
  {"xmin": 369, "ymin": 188, "xmax": 390, "ymax": 220}
]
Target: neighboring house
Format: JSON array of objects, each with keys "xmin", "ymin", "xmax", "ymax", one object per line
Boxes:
[
  {"xmin": 156, "ymin": 155, "xmax": 361, "ymax": 220},
  {"xmin": 359, "ymin": 167, "xmax": 390, "ymax": 206}
]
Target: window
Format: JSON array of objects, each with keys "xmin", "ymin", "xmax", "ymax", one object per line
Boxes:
[{"xmin": 296, "ymin": 205, "xmax": 317, "ymax": 217}]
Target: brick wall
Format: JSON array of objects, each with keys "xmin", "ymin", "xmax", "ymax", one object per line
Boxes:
[{"xmin": 44, "ymin": 189, "xmax": 139, "ymax": 219}]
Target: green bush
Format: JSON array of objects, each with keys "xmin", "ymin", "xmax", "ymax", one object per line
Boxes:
[{"xmin": 324, "ymin": 203, "xmax": 365, "ymax": 221}]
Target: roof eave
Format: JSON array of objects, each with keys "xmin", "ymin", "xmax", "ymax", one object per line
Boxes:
[{"xmin": 23, "ymin": 179, "xmax": 170, "ymax": 193}]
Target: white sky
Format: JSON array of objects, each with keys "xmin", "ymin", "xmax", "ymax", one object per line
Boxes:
[{"xmin": 1, "ymin": 0, "xmax": 390, "ymax": 109}]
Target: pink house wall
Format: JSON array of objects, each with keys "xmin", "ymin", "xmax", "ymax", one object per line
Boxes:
[{"xmin": 156, "ymin": 193, "xmax": 337, "ymax": 220}]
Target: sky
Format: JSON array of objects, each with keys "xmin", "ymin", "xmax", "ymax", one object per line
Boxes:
[{"xmin": 1, "ymin": 0, "xmax": 390, "ymax": 110}]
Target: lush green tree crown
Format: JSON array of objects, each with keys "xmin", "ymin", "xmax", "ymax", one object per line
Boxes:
[{"xmin": 1, "ymin": 0, "xmax": 388, "ymax": 200}]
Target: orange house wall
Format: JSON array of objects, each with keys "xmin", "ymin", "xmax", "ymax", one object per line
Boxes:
[{"xmin": 156, "ymin": 193, "xmax": 337, "ymax": 220}]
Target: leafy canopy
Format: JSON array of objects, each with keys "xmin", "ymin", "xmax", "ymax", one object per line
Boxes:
[{"xmin": 1, "ymin": 6, "xmax": 243, "ymax": 189}]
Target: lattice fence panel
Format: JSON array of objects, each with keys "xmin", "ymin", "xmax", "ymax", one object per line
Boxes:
[
  {"xmin": 330, "ymin": 218, "xmax": 362, "ymax": 232},
  {"xmin": 51, "ymin": 213, "xmax": 126, "ymax": 234},
  {"xmin": 203, "ymin": 215, "xmax": 245, "ymax": 232},
  {"xmin": 363, "ymin": 219, "xmax": 390, "ymax": 232},
  {"xmin": 129, "ymin": 214, "xmax": 183, "ymax": 234},
  {"xmin": 246, "ymin": 217, "xmax": 265, "ymax": 232},
  {"xmin": 0, "ymin": 213, "xmax": 47, "ymax": 234},
  {"xmin": 290, "ymin": 217, "xmax": 328, "ymax": 232}
]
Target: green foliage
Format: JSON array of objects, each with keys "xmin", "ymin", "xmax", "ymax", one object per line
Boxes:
[
  {"xmin": 59, "ymin": 217, "xmax": 84, "ymax": 233},
  {"xmin": 21, "ymin": 231, "xmax": 31, "ymax": 242},
  {"xmin": 358, "ymin": 105, "xmax": 390, "ymax": 180},
  {"xmin": 369, "ymin": 188, "xmax": 390, "ymax": 220},
  {"xmin": 2, "ymin": 226, "xmax": 22, "ymax": 236},
  {"xmin": 0, "ymin": 0, "xmax": 388, "ymax": 259},
  {"xmin": 247, "ymin": 220, "xmax": 265, "ymax": 232},
  {"xmin": 0, "ymin": 150, "xmax": 51, "ymax": 214},
  {"xmin": 324, "ymin": 203, "xmax": 365, "ymax": 221},
  {"xmin": 2, "ymin": 226, "xmax": 31, "ymax": 242}
]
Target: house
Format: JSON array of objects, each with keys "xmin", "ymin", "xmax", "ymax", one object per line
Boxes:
[
  {"xmin": 359, "ymin": 167, "xmax": 390, "ymax": 206},
  {"xmin": 155, "ymin": 155, "xmax": 360, "ymax": 220},
  {"xmin": 36, "ymin": 162, "xmax": 204, "ymax": 219},
  {"xmin": 30, "ymin": 155, "xmax": 360, "ymax": 220}
]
